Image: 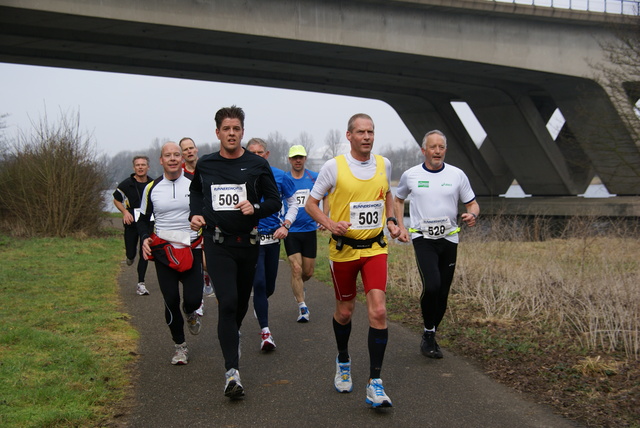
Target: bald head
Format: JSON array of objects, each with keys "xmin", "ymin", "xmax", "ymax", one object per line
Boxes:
[{"xmin": 160, "ymin": 141, "xmax": 183, "ymax": 178}]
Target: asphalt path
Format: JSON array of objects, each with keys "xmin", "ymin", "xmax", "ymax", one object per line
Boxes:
[{"xmin": 117, "ymin": 254, "xmax": 582, "ymax": 428}]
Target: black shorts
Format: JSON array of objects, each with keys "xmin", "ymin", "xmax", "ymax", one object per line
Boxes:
[{"xmin": 284, "ymin": 231, "xmax": 317, "ymax": 259}]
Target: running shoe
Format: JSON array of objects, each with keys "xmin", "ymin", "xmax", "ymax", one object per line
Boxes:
[
  {"xmin": 260, "ymin": 331, "xmax": 276, "ymax": 351},
  {"xmin": 186, "ymin": 312, "xmax": 201, "ymax": 335},
  {"xmin": 365, "ymin": 378, "xmax": 393, "ymax": 408},
  {"xmin": 421, "ymin": 330, "xmax": 443, "ymax": 359},
  {"xmin": 126, "ymin": 258, "xmax": 134, "ymax": 266},
  {"xmin": 203, "ymin": 272, "xmax": 214, "ymax": 295},
  {"xmin": 136, "ymin": 282, "xmax": 150, "ymax": 296},
  {"xmin": 171, "ymin": 342, "xmax": 188, "ymax": 365},
  {"xmin": 224, "ymin": 368, "xmax": 245, "ymax": 399},
  {"xmin": 297, "ymin": 305, "xmax": 310, "ymax": 323},
  {"xmin": 195, "ymin": 300, "xmax": 204, "ymax": 316},
  {"xmin": 334, "ymin": 355, "xmax": 353, "ymax": 393}
]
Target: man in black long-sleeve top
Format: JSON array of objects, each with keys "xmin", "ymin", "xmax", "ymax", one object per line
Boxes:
[
  {"xmin": 112, "ymin": 156, "xmax": 153, "ymax": 296},
  {"xmin": 190, "ymin": 106, "xmax": 281, "ymax": 399}
]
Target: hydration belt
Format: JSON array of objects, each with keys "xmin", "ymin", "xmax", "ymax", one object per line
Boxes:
[
  {"xmin": 331, "ymin": 231, "xmax": 386, "ymax": 251},
  {"xmin": 210, "ymin": 225, "xmax": 258, "ymax": 246}
]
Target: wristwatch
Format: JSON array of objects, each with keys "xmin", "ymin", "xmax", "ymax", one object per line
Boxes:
[
  {"xmin": 253, "ymin": 203, "xmax": 261, "ymax": 212},
  {"xmin": 282, "ymin": 222, "xmax": 291, "ymax": 230},
  {"xmin": 386, "ymin": 217, "xmax": 398, "ymax": 226}
]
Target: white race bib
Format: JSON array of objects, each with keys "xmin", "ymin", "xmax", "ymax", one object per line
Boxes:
[
  {"xmin": 259, "ymin": 234, "xmax": 279, "ymax": 245},
  {"xmin": 211, "ymin": 184, "xmax": 247, "ymax": 211},
  {"xmin": 156, "ymin": 230, "xmax": 191, "ymax": 247},
  {"xmin": 419, "ymin": 216, "xmax": 453, "ymax": 239},
  {"xmin": 294, "ymin": 189, "xmax": 310, "ymax": 208},
  {"xmin": 349, "ymin": 201, "xmax": 383, "ymax": 230}
]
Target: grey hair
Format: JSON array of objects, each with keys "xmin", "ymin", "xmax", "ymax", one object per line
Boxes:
[
  {"xmin": 421, "ymin": 130, "xmax": 447, "ymax": 149},
  {"xmin": 246, "ymin": 137, "xmax": 268, "ymax": 151}
]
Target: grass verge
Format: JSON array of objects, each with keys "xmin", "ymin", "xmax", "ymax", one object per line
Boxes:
[{"xmin": 0, "ymin": 229, "xmax": 137, "ymax": 427}]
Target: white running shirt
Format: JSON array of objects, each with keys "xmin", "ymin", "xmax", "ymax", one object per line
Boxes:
[
  {"xmin": 396, "ymin": 163, "xmax": 475, "ymax": 244},
  {"xmin": 140, "ymin": 172, "xmax": 200, "ymax": 243}
]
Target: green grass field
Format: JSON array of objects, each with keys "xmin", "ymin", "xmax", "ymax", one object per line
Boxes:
[{"xmin": 0, "ymin": 230, "xmax": 138, "ymax": 427}]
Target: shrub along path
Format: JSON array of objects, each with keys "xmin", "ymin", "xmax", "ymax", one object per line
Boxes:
[{"xmin": 115, "ymin": 257, "xmax": 582, "ymax": 427}]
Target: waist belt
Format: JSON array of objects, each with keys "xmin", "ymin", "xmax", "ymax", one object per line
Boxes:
[
  {"xmin": 210, "ymin": 226, "xmax": 258, "ymax": 246},
  {"xmin": 331, "ymin": 231, "xmax": 386, "ymax": 251}
]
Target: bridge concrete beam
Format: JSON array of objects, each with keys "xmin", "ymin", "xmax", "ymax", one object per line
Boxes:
[
  {"xmin": 382, "ymin": 92, "xmax": 514, "ymax": 195},
  {"xmin": 463, "ymin": 87, "xmax": 581, "ymax": 195},
  {"xmin": 545, "ymin": 80, "xmax": 640, "ymax": 196},
  {"xmin": 0, "ymin": 0, "xmax": 638, "ymax": 197}
]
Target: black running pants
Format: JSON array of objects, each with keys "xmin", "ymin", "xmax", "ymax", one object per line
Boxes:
[{"xmin": 412, "ymin": 237, "xmax": 458, "ymax": 330}]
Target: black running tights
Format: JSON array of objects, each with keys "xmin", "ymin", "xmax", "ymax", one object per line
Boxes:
[
  {"xmin": 154, "ymin": 249, "xmax": 203, "ymax": 345},
  {"xmin": 412, "ymin": 238, "xmax": 458, "ymax": 330}
]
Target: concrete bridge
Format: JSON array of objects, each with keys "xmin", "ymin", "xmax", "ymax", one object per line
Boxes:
[{"xmin": 1, "ymin": 0, "xmax": 639, "ymax": 211}]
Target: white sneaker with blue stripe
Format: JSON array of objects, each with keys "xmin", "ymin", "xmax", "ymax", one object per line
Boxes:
[
  {"xmin": 297, "ymin": 305, "xmax": 310, "ymax": 322},
  {"xmin": 365, "ymin": 378, "xmax": 392, "ymax": 408},
  {"xmin": 334, "ymin": 356, "xmax": 353, "ymax": 393}
]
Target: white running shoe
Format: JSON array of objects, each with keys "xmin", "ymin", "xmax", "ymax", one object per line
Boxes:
[
  {"xmin": 224, "ymin": 368, "xmax": 245, "ymax": 399},
  {"xmin": 334, "ymin": 356, "xmax": 353, "ymax": 393},
  {"xmin": 297, "ymin": 305, "xmax": 310, "ymax": 323},
  {"xmin": 203, "ymin": 272, "xmax": 214, "ymax": 295},
  {"xmin": 186, "ymin": 312, "xmax": 201, "ymax": 335},
  {"xmin": 136, "ymin": 282, "xmax": 149, "ymax": 296},
  {"xmin": 195, "ymin": 300, "xmax": 204, "ymax": 316},
  {"xmin": 365, "ymin": 378, "xmax": 393, "ymax": 408},
  {"xmin": 260, "ymin": 331, "xmax": 276, "ymax": 351},
  {"xmin": 171, "ymin": 342, "xmax": 188, "ymax": 365}
]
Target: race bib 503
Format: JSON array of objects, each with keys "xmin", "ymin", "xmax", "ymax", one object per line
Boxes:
[{"xmin": 349, "ymin": 200, "xmax": 383, "ymax": 230}]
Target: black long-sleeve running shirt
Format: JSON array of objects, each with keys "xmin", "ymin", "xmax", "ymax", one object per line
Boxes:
[{"xmin": 189, "ymin": 149, "xmax": 282, "ymax": 236}]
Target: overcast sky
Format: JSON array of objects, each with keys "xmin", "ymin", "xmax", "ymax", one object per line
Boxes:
[{"xmin": 0, "ymin": 62, "xmax": 423, "ymax": 158}]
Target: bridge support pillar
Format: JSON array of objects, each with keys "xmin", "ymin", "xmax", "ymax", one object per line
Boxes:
[{"xmin": 385, "ymin": 93, "xmax": 513, "ymax": 196}]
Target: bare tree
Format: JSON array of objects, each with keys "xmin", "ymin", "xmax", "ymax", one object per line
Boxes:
[
  {"xmin": 265, "ymin": 131, "xmax": 290, "ymax": 170},
  {"xmin": 0, "ymin": 110, "xmax": 107, "ymax": 236},
  {"xmin": 595, "ymin": 20, "xmax": 640, "ymax": 138},
  {"xmin": 589, "ymin": 18, "xmax": 640, "ymax": 182},
  {"xmin": 323, "ymin": 129, "xmax": 344, "ymax": 159},
  {"xmin": 0, "ymin": 113, "xmax": 9, "ymax": 160},
  {"xmin": 293, "ymin": 131, "xmax": 314, "ymax": 158},
  {"xmin": 197, "ymin": 141, "xmax": 219, "ymax": 157},
  {"xmin": 381, "ymin": 140, "xmax": 422, "ymax": 182}
]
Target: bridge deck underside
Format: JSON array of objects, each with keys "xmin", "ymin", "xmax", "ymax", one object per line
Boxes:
[{"xmin": 0, "ymin": 3, "xmax": 638, "ymax": 200}]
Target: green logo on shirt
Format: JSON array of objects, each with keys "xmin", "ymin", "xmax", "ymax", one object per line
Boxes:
[
  {"xmin": 418, "ymin": 181, "xmax": 429, "ymax": 188},
  {"xmin": 441, "ymin": 183, "xmax": 452, "ymax": 187}
]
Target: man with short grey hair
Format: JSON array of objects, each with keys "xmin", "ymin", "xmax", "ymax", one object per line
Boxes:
[{"xmin": 394, "ymin": 129, "xmax": 480, "ymax": 359}]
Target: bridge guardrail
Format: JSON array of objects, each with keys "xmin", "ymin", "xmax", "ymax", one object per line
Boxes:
[{"xmin": 491, "ymin": 0, "xmax": 639, "ymax": 15}]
